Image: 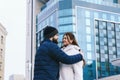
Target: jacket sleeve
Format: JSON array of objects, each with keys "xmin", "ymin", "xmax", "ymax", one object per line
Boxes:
[
  {"xmin": 73, "ymin": 61, "xmax": 83, "ymax": 80},
  {"xmin": 47, "ymin": 42, "xmax": 83, "ymax": 64}
]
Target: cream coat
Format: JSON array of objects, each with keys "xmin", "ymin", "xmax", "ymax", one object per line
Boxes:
[{"xmin": 59, "ymin": 44, "xmax": 83, "ymax": 80}]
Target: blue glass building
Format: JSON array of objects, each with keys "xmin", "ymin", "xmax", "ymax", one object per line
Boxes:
[{"xmin": 36, "ymin": 0, "xmax": 120, "ymax": 80}]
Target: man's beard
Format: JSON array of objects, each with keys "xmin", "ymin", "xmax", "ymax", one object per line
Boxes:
[{"xmin": 52, "ymin": 38, "xmax": 58, "ymax": 44}]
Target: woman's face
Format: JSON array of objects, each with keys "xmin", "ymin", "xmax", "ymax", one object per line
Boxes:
[{"xmin": 62, "ymin": 35, "xmax": 72, "ymax": 46}]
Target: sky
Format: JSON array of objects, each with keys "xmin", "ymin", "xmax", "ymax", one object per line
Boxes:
[{"xmin": 0, "ymin": 0, "xmax": 26, "ymax": 80}]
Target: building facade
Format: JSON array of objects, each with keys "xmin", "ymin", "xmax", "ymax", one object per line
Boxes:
[
  {"xmin": 0, "ymin": 23, "xmax": 7, "ymax": 80},
  {"xmin": 26, "ymin": 0, "xmax": 46, "ymax": 80},
  {"xmin": 9, "ymin": 74, "xmax": 25, "ymax": 80},
  {"xmin": 26, "ymin": 0, "xmax": 120, "ymax": 80},
  {"xmin": 111, "ymin": 58, "xmax": 120, "ymax": 67}
]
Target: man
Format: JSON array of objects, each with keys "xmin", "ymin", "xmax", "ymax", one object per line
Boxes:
[{"xmin": 34, "ymin": 26, "xmax": 83, "ymax": 80}]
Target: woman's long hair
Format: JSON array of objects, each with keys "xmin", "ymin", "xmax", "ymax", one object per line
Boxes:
[
  {"xmin": 62, "ymin": 32, "xmax": 85, "ymax": 67},
  {"xmin": 62, "ymin": 32, "xmax": 79, "ymax": 47}
]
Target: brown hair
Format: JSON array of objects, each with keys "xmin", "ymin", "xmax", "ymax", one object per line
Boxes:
[
  {"xmin": 62, "ymin": 32, "xmax": 79, "ymax": 47},
  {"xmin": 62, "ymin": 32, "xmax": 85, "ymax": 67}
]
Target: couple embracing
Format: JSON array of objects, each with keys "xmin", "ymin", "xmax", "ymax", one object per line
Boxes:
[{"xmin": 34, "ymin": 26, "xmax": 85, "ymax": 80}]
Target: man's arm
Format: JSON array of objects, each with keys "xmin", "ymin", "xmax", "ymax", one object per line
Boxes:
[{"xmin": 47, "ymin": 42, "xmax": 83, "ymax": 64}]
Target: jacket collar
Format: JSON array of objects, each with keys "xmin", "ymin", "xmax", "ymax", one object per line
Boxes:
[{"xmin": 44, "ymin": 39, "xmax": 51, "ymax": 42}]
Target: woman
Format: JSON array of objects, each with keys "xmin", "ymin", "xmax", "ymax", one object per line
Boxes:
[{"xmin": 59, "ymin": 32, "xmax": 85, "ymax": 80}]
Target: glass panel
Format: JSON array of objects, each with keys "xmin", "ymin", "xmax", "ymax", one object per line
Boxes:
[
  {"xmin": 116, "ymin": 32, "xmax": 120, "ymax": 39},
  {"xmin": 59, "ymin": 34, "xmax": 63, "ymax": 42},
  {"xmin": 94, "ymin": 12, "xmax": 99, "ymax": 18},
  {"xmin": 85, "ymin": 10, "xmax": 90, "ymax": 18},
  {"xmin": 116, "ymin": 39, "xmax": 120, "ymax": 47},
  {"xmin": 118, "ymin": 17, "xmax": 120, "ymax": 22},
  {"xmin": 95, "ymin": 20, "xmax": 120, "ymax": 79},
  {"xmin": 117, "ymin": 48, "xmax": 120, "ymax": 55},
  {"xmin": 115, "ymin": 24, "xmax": 120, "ymax": 32},
  {"xmin": 87, "ymin": 60, "xmax": 93, "ymax": 65},
  {"xmin": 86, "ymin": 19, "xmax": 90, "ymax": 25},
  {"xmin": 59, "ymin": 9, "xmax": 72, "ymax": 17},
  {"xmin": 59, "ymin": 25, "xmax": 73, "ymax": 33},
  {"xmin": 86, "ymin": 35, "xmax": 91, "ymax": 42},
  {"xmin": 86, "ymin": 27, "xmax": 91, "ymax": 34},
  {"xmin": 95, "ymin": 20, "xmax": 99, "ymax": 28},
  {"xmin": 99, "ymin": 30, "xmax": 107, "ymax": 37},
  {"xmin": 107, "ymin": 22, "xmax": 115, "ymax": 31},
  {"xmin": 108, "ymin": 31, "xmax": 115, "ymax": 38},
  {"xmin": 99, "ymin": 21, "xmax": 106, "ymax": 30},
  {"xmin": 95, "ymin": 29, "xmax": 99, "ymax": 36},
  {"xmin": 59, "ymin": 17, "xmax": 73, "ymax": 25},
  {"xmin": 87, "ymin": 44, "xmax": 92, "ymax": 51},
  {"xmin": 87, "ymin": 52, "xmax": 92, "ymax": 59},
  {"xmin": 102, "ymin": 13, "xmax": 107, "ymax": 19},
  {"xmin": 108, "ymin": 39, "xmax": 115, "ymax": 46},
  {"xmin": 111, "ymin": 15, "xmax": 115, "ymax": 21}
]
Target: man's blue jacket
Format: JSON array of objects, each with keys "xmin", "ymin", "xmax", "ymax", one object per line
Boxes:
[{"xmin": 34, "ymin": 39, "xmax": 83, "ymax": 80}]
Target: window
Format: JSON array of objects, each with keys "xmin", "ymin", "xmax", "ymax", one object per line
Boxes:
[
  {"xmin": 108, "ymin": 31, "xmax": 115, "ymax": 38},
  {"xmin": 115, "ymin": 24, "xmax": 120, "ymax": 32},
  {"xmin": 59, "ymin": 34, "xmax": 63, "ymax": 42},
  {"xmin": 99, "ymin": 21, "xmax": 106, "ymax": 30},
  {"xmin": 108, "ymin": 39, "xmax": 115, "ymax": 46},
  {"xmin": 94, "ymin": 12, "xmax": 99, "ymax": 18},
  {"xmin": 0, "ymin": 49, "xmax": 2, "ymax": 59},
  {"xmin": 87, "ymin": 44, "xmax": 92, "ymax": 51},
  {"xmin": 95, "ymin": 20, "xmax": 120, "ymax": 78},
  {"xmin": 107, "ymin": 23, "xmax": 115, "ymax": 31},
  {"xmin": 99, "ymin": 30, "xmax": 107, "ymax": 37},
  {"xmin": 59, "ymin": 9, "xmax": 73, "ymax": 17},
  {"xmin": 85, "ymin": 10, "xmax": 90, "ymax": 18},
  {"xmin": 86, "ymin": 35, "xmax": 91, "ymax": 42},
  {"xmin": 111, "ymin": 15, "xmax": 115, "ymax": 21},
  {"xmin": 109, "ymin": 46, "xmax": 116, "ymax": 55},
  {"xmin": 88, "ymin": 70, "xmax": 93, "ymax": 76},
  {"xmin": 1, "ymin": 36, "xmax": 3, "ymax": 44},
  {"xmin": 96, "ymin": 45, "xmax": 99, "ymax": 50},
  {"xmin": 86, "ymin": 27, "xmax": 91, "ymax": 34},
  {"xmin": 102, "ymin": 13, "xmax": 107, "ymax": 19},
  {"xmin": 117, "ymin": 48, "xmax": 120, "ymax": 55},
  {"xmin": 59, "ymin": 25, "xmax": 73, "ymax": 33},
  {"xmin": 86, "ymin": 19, "xmax": 90, "ymax": 26},
  {"xmin": 87, "ymin": 52, "xmax": 92, "ymax": 59},
  {"xmin": 95, "ymin": 29, "xmax": 99, "ymax": 36},
  {"xmin": 50, "ymin": 15, "xmax": 53, "ymax": 23},
  {"xmin": 59, "ymin": 17, "xmax": 73, "ymax": 25},
  {"xmin": 116, "ymin": 32, "xmax": 120, "ymax": 39},
  {"xmin": 87, "ymin": 60, "xmax": 93, "ymax": 65},
  {"xmin": 116, "ymin": 39, "xmax": 120, "ymax": 47},
  {"xmin": 95, "ymin": 20, "xmax": 99, "ymax": 28}
]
